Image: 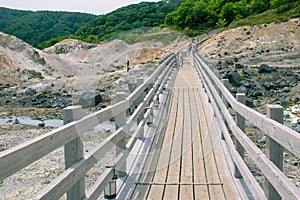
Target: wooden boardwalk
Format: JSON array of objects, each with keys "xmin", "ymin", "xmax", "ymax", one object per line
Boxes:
[
  {"xmin": 128, "ymin": 56, "xmax": 247, "ymax": 199},
  {"xmin": 2, "ymin": 52, "xmax": 299, "ymax": 200}
]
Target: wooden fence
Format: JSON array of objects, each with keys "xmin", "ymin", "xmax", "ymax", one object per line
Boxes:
[
  {"xmin": 0, "ymin": 53, "xmax": 177, "ymax": 200},
  {"xmin": 194, "ymin": 52, "xmax": 300, "ymax": 200},
  {"xmin": 1, "ymin": 47, "xmax": 300, "ymax": 200}
]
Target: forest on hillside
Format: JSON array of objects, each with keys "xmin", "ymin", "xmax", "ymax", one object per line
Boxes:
[
  {"xmin": 0, "ymin": 0, "xmax": 299, "ymax": 48},
  {"xmin": 0, "ymin": 0, "xmax": 184, "ymax": 48},
  {"xmin": 165, "ymin": 0, "xmax": 300, "ymax": 35},
  {"xmin": 74, "ymin": 0, "xmax": 185, "ymax": 43},
  {"xmin": 0, "ymin": 7, "xmax": 96, "ymax": 48}
]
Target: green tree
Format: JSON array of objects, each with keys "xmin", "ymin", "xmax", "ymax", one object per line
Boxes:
[
  {"xmin": 270, "ymin": 0, "xmax": 288, "ymax": 8},
  {"xmin": 0, "ymin": 8, "xmax": 96, "ymax": 48},
  {"xmin": 219, "ymin": 2, "xmax": 236, "ymax": 25},
  {"xmin": 76, "ymin": 1, "xmax": 183, "ymax": 42},
  {"xmin": 250, "ymin": 0, "xmax": 270, "ymax": 13}
]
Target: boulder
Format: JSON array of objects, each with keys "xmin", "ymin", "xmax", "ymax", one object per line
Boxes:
[
  {"xmin": 38, "ymin": 121, "xmax": 45, "ymax": 127},
  {"xmin": 237, "ymin": 86, "xmax": 247, "ymax": 94},
  {"xmin": 240, "ymin": 80, "xmax": 251, "ymax": 88},
  {"xmin": 228, "ymin": 71, "xmax": 241, "ymax": 86},
  {"xmin": 258, "ymin": 64, "xmax": 276, "ymax": 73},
  {"xmin": 13, "ymin": 118, "xmax": 21, "ymax": 124},
  {"xmin": 246, "ymin": 98, "xmax": 254, "ymax": 108},
  {"xmin": 116, "ymin": 78, "xmax": 126, "ymax": 86},
  {"xmin": 283, "ymin": 87, "xmax": 290, "ymax": 92},
  {"xmin": 235, "ymin": 63, "xmax": 244, "ymax": 69},
  {"xmin": 225, "ymin": 60, "xmax": 234, "ymax": 66},
  {"xmin": 255, "ymin": 91, "xmax": 263, "ymax": 97},
  {"xmin": 96, "ymin": 88, "xmax": 106, "ymax": 92},
  {"xmin": 128, "ymin": 82, "xmax": 137, "ymax": 93},
  {"xmin": 263, "ymin": 82, "xmax": 274, "ymax": 90},
  {"xmin": 25, "ymin": 87, "xmax": 37, "ymax": 95},
  {"xmin": 78, "ymin": 91, "xmax": 102, "ymax": 108}
]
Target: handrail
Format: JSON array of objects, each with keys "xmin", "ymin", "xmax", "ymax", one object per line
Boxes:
[
  {"xmin": 195, "ymin": 55, "xmax": 300, "ymax": 158},
  {"xmin": 193, "ymin": 58, "xmax": 267, "ymax": 199},
  {"xmin": 194, "ymin": 53, "xmax": 300, "ymax": 200},
  {"xmin": 36, "ymin": 54, "xmax": 176, "ymax": 199},
  {"xmin": 0, "ymin": 53, "xmax": 177, "ymax": 199}
]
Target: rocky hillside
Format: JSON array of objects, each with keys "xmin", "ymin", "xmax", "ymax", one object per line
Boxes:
[
  {"xmin": 199, "ymin": 18, "xmax": 300, "ymax": 67},
  {"xmin": 0, "ymin": 32, "xmax": 75, "ymax": 87},
  {"xmin": 1, "ymin": 18, "xmax": 300, "ymax": 116},
  {"xmin": 45, "ymin": 38, "xmax": 170, "ymax": 75},
  {"xmin": 0, "ymin": 30, "xmax": 183, "ymax": 116},
  {"xmin": 198, "ymin": 18, "xmax": 300, "ymax": 114},
  {"xmin": 0, "ymin": 31, "xmax": 174, "ymax": 87}
]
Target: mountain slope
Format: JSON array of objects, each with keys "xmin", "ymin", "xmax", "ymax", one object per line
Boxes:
[
  {"xmin": 0, "ymin": 32, "xmax": 76, "ymax": 87},
  {"xmin": 75, "ymin": 0, "xmax": 185, "ymax": 42},
  {"xmin": 0, "ymin": 1, "xmax": 185, "ymax": 48},
  {"xmin": 0, "ymin": 7, "xmax": 96, "ymax": 48},
  {"xmin": 165, "ymin": 0, "xmax": 300, "ymax": 35}
]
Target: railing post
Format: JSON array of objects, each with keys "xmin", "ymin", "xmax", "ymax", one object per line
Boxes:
[
  {"xmin": 147, "ymin": 70, "xmax": 155, "ymax": 101},
  {"xmin": 214, "ymin": 70, "xmax": 221, "ymax": 97},
  {"xmin": 234, "ymin": 93, "xmax": 245, "ymax": 178},
  {"xmin": 115, "ymin": 92, "xmax": 126, "ymax": 130},
  {"xmin": 147, "ymin": 69, "xmax": 154, "ymax": 77},
  {"xmin": 136, "ymin": 78, "xmax": 144, "ymax": 114},
  {"xmin": 146, "ymin": 107, "xmax": 154, "ymax": 125},
  {"xmin": 265, "ymin": 105, "xmax": 283, "ymax": 200},
  {"xmin": 214, "ymin": 70, "xmax": 220, "ymax": 80},
  {"xmin": 63, "ymin": 105, "xmax": 85, "ymax": 200},
  {"xmin": 154, "ymin": 92, "xmax": 160, "ymax": 108},
  {"xmin": 222, "ymin": 79, "xmax": 230, "ymax": 108},
  {"xmin": 136, "ymin": 78, "xmax": 145, "ymax": 138},
  {"xmin": 136, "ymin": 78, "xmax": 144, "ymax": 103},
  {"xmin": 221, "ymin": 79, "xmax": 230, "ymax": 140},
  {"xmin": 115, "ymin": 92, "xmax": 127, "ymax": 177}
]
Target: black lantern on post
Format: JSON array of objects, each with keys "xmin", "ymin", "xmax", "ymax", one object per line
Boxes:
[{"xmin": 104, "ymin": 165, "xmax": 118, "ymax": 199}]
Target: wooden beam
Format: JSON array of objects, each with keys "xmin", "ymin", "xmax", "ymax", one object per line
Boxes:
[
  {"xmin": 235, "ymin": 93, "xmax": 245, "ymax": 178},
  {"xmin": 63, "ymin": 106, "xmax": 85, "ymax": 200},
  {"xmin": 195, "ymin": 53, "xmax": 300, "ymax": 158},
  {"xmin": 265, "ymin": 105, "xmax": 283, "ymax": 200},
  {"xmin": 194, "ymin": 54, "xmax": 300, "ymax": 199},
  {"xmin": 136, "ymin": 182, "xmax": 224, "ymax": 185}
]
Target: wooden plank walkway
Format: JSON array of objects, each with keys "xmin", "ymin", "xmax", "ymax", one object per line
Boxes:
[{"xmin": 129, "ymin": 56, "xmax": 247, "ymax": 199}]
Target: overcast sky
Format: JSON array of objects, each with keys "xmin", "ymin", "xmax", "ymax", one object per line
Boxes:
[{"xmin": 0, "ymin": 0, "xmax": 161, "ymax": 15}]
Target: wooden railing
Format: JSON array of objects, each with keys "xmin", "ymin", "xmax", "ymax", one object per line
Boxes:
[
  {"xmin": 2, "ymin": 47, "xmax": 299, "ymax": 200},
  {"xmin": 194, "ymin": 52, "xmax": 300, "ymax": 200},
  {"xmin": 0, "ymin": 53, "xmax": 177, "ymax": 200}
]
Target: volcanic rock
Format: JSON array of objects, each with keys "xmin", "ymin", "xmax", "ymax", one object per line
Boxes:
[{"xmin": 78, "ymin": 91, "xmax": 102, "ymax": 108}]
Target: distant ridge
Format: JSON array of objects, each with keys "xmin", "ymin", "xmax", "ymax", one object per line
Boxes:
[
  {"xmin": 0, "ymin": 1, "xmax": 185, "ymax": 49},
  {"xmin": 0, "ymin": 7, "xmax": 96, "ymax": 48}
]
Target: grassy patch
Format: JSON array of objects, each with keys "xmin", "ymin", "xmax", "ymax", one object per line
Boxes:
[
  {"xmin": 42, "ymin": 89, "xmax": 52, "ymax": 94},
  {"xmin": 23, "ymin": 69, "xmax": 44, "ymax": 79},
  {"xmin": 229, "ymin": 1, "xmax": 300, "ymax": 28},
  {"xmin": 109, "ymin": 27, "xmax": 182, "ymax": 45}
]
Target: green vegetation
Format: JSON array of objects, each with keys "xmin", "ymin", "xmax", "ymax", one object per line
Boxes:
[
  {"xmin": 33, "ymin": 50, "xmax": 46, "ymax": 65},
  {"xmin": 42, "ymin": 89, "xmax": 52, "ymax": 94},
  {"xmin": 54, "ymin": 46, "xmax": 68, "ymax": 54},
  {"xmin": 75, "ymin": 0, "xmax": 185, "ymax": 43},
  {"xmin": 165, "ymin": 0, "xmax": 300, "ymax": 36},
  {"xmin": 0, "ymin": 7, "xmax": 96, "ymax": 48},
  {"xmin": 0, "ymin": 1, "xmax": 184, "ymax": 48},
  {"xmin": 253, "ymin": 71, "xmax": 259, "ymax": 77},
  {"xmin": 23, "ymin": 69, "xmax": 44, "ymax": 79},
  {"xmin": 0, "ymin": 0, "xmax": 299, "ymax": 48},
  {"xmin": 229, "ymin": 0, "xmax": 300, "ymax": 28},
  {"xmin": 109, "ymin": 27, "xmax": 182, "ymax": 45}
]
